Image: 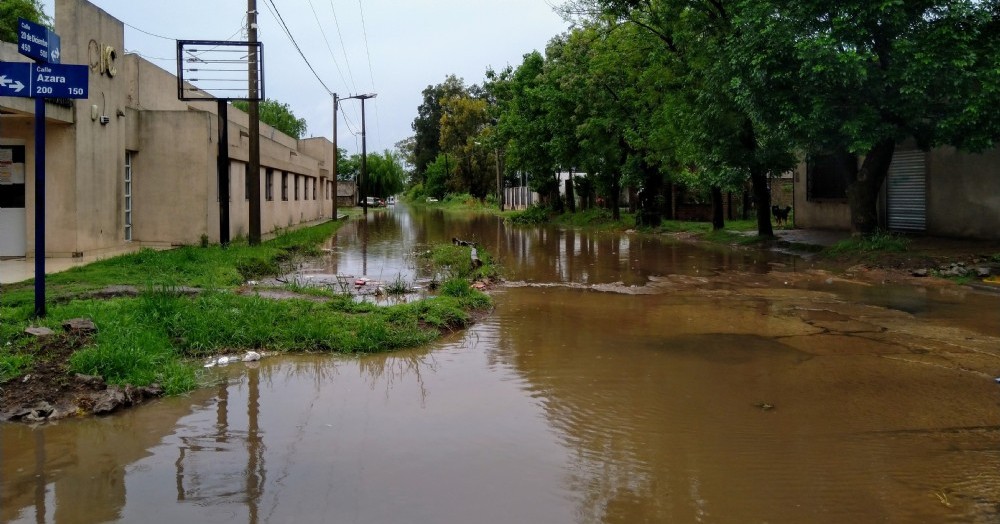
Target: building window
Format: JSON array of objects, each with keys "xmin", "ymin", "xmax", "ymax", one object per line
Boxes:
[
  {"xmin": 806, "ymin": 151, "xmax": 856, "ymax": 202},
  {"xmin": 294, "ymin": 175, "xmax": 300, "ymax": 201},
  {"xmin": 124, "ymin": 151, "xmax": 133, "ymax": 241},
  {"xmin": 265, "ymin": 169, "xmax": 274, "ymax": 201},
  {"xmin": 245, "ymin": 163, "xmax": 251, "ymax": 200},
  {"xmin": 281, "ymin": 172, "xmax": 288, "ymax": 201},
  {"xmin": 312, "ymin": 178, "xmax": 317, "ymax": 200}
]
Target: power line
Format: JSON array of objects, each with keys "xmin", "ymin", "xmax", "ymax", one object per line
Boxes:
[
  {"xmin": 356, "ymin": 0, "xmax": 382, "ymax": 149},
  {"xmin": 328, "ymin": 0, "xmax": 359, "ymax": 94},
  {"xmin": 261, "ymin": 0, "xmax": 333, "ymax": 95},
  {"xmin": 327, "ymin": 0, "xmax": 363, "ymax": 129},
  {"xmin": 123, "ymin": 21, "xmax": 173, "ymax": 40},
  {"xmin": 304, "ymin": 0, "xmax": 362, "ymax": 132},
  {"xmin": 306, "ymin": 0, "xmax": 352, "ymax": 93}
]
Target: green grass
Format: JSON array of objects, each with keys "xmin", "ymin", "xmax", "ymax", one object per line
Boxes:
[
  {"xmin": 823, "ymin": 231, "xmax": 910, "ymax": 258},
  {"xmin": 0, "ymin": 220, "xmax": 494, "ymax": 394},
  {"xmin": 419, "ymin": 244, "xmax": 500, "ymax": 282}
]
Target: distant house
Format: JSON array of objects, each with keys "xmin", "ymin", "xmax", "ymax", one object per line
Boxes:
[
  {"xmin": 793, "ymin": 143, "xmax": 1000, "ymax": 239},
  {"xmin": 337, "ymin": 181, "xmax": 356, "ymax": 208}
]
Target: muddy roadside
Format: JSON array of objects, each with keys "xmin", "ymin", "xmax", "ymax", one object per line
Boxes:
[{"xmin": 4, "ymin": 223, "xmax": 998, "ymax": 424}]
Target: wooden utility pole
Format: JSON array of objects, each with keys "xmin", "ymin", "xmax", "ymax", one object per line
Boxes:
[
  {"xmin": 332, "ymin": 93, "xmax": 338, "ymax": 219},
  {"xmin": 247, "ymin": 0, "xmax": 262, "ymax": 244}
]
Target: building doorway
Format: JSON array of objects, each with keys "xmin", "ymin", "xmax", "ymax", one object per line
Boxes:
[{"xmin": 0, "ymin": 144, "xmax": 27, "ymax": 257}]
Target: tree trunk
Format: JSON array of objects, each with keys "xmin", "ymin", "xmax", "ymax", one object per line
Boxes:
[
  {"xmin": 848, "ymin": 139, "xmax": 895, "ymax": 235},
  {"xmin": 750, "ymin": 167, "xmax": 774, "ymax": 237},
  {"xmin": 711, "ymin": 186, "xmax": 725, "ymax": 231},
  {"xmin": 611, "ymin": 173, "xmax": 621, "ymax": 221},
  {"xmin": 566, "ymin": 174, "xmax": 576, "ymax": 213}
]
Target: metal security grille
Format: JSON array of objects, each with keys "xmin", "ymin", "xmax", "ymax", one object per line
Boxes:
[{"xmin": 886, "ymin": 150, "xmax": 926, "ymax": 232}]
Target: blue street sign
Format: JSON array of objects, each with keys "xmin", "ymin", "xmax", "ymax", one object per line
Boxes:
[
  {"xmin": 0, "ymin": 62, "xmax": 88, "ymax": 99},
  {"xmin": 18, "ymin": 18, "xmax": 61, "ymax": 64}
]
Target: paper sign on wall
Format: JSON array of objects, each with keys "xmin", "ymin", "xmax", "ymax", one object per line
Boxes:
[{"xmin": 0, "ymin": 149, "xmax": 13, "ymax": 185}]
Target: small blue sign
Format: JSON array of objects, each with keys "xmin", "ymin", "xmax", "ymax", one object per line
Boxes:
[
  {"xmin": 18, "ymin": 18, "xmax": 61, "ymax": 64},
  {"xmin": 0, "ymin": 62, "xmax": 88, "ymax": 99}
]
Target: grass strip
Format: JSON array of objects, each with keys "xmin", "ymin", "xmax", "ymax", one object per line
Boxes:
[{"xmin": 1, "ymin": 220, "xmax": 493, "ymax": 392}]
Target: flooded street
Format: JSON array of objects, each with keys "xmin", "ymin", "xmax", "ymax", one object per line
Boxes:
[{"xmin": 4, "ymin": 205, "xmax": 1000, "ymax": 523}]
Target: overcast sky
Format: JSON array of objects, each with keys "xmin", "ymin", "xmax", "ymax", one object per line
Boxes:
[{"xmin": 40, "ymin": 0, "xmax": 570, "ymax": 156}]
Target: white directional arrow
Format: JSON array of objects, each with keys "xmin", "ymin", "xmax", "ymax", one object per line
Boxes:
[
  {"xmin": 51, "ymin": 48, "xmax": 60, "ymax": 61},
  {"xmin": 0, "ymin": 76, "xmax": 25, "ymax": 93}
]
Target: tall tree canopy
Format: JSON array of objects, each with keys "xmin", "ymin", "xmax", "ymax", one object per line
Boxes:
[
  {"xmin": 410, "ymin": 75, "xmax": 469, "ymax": 182},
  {"xmin": 232, "ymin": 99, "xmax": 307, "ymax": 139}
]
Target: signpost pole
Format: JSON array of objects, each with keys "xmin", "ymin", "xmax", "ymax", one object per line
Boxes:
[
  {"xmin": 12, "ymin": 18, "xmax": 86, "ymax": 318},
  {"xmin": 33, "ymin": 96, "xmax": 45, "ymax": 318}
]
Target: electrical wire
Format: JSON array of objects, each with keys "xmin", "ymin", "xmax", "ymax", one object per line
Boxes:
[
  {"xmin": 305, "ymin": 0, "xmax": 362, "ymax": 131},
  {"xmin": 261, "ymin": 0, "xmax": 333, "ymax": 95},
  {"xmin": 307, "ymin": 0, "xmax": 352, "ymax": 92},
  {"xmin": 328, "ymin": 0, "xmax": 359, "ymax": 94},
  {"xmin": 355, "ymin": 0, "xmax": 382, "ymax": 149}
]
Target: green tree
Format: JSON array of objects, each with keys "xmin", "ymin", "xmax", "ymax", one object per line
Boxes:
[
  {"xmin": 0, "ymin": 0, "xmax": 48, "ymax": 43},
  {"xmin": 439, "ymin": 94, "xmax": 493, "ymax": 199},
  {"xmin": 491, "ymin": 52, "xmax": 564, "ymax": 208},
  {"xmin": 410, "ymin": 75, "xmax": 468, "ymax": 183},
  {"xmin": 363, "ymin": 150, "xmax": 406, "ymax": 198},
  {"xmin": 571, "ymin": 0, "xmax": 800, "ymax": 236},
  {"xmin": 232, "ymin": 99, "xmax": 307, "ymax": 139},
  {"xmin": 337, "ymin": 147, "xmax": 359, "ymax": 181},
  {"xmin": 737, "ymin": 1, "xmax": 1000, "ymax": 234},
  {"xmin": 422, "ymin": 153, "xmax": 451, "ymax": 200}
]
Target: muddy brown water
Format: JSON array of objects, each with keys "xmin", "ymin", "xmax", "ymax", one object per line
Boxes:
[{"xmin": 4, "ymin": 204, "xmax": 1000, "ymax": 523}]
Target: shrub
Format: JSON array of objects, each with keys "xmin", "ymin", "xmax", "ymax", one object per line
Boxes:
[{"xmin": 506, "ymin": 205, "xmax": 550, "ymax": 225}]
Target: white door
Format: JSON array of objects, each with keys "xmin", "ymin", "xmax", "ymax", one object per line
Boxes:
[{"xmin": 0, "ymin": 145, "xmax": 26, "ymax": 257}]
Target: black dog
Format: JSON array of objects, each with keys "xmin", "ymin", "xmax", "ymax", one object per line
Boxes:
[{"xmin": 771, "ymin": 205, "xmax": 792, "ymax": 226}]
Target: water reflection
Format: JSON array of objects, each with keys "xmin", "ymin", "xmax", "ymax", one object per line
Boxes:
[
  {"xmin": 3, "ymin": 204, "xmax": 1000, "ymax": 523},
  {"xmin": 310, "ymin": 204, "xmax": 785, "ymax": 287},
  {"xmin": 0, "ymin": 391, "xmax": 218, "ymax": 523}
]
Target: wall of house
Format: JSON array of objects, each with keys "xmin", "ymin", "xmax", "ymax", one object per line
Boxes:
[
  {"xmin": 925, "ymin": 146, "xmax": 1000, "ymax": 239},
  {"xmin": 133, "ymin": 110, "xmax": 213, "ymax": 245},
  {"xmin": 791, "ymin": 162, "xmax": 853, "ymax": 231},
  {"xmin": 58, "ymin": 0, "xmax": 130, "ymax": 256}
]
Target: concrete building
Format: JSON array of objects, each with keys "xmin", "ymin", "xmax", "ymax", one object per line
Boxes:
[
  {"xmin": 0, "ymin": 0, "xmax": 339, "ymax": 259},
  {"xmin": 793, "ymin": 143, "xmax": 1000, "ymax": 239}
]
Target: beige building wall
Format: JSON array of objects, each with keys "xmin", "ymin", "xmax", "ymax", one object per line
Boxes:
[
  {"xmin": 133, "ymin": 110, "xmax": 214, "ymax": 246},
  {"xmin": 791, "ymin": 162, "xmax": 852, "ymax": 230},
  {"xmin": 923, "ymin": 146, "xmax": 1000, "ymax": 239},
  {"xmin": 1, "ymin": 0, "xmax": 342, "ymax": 256}
]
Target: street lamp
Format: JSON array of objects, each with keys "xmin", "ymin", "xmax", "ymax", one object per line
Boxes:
[{"xmin": 342, "ymin": 93, "xmax": 377, "ymax": 215}]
